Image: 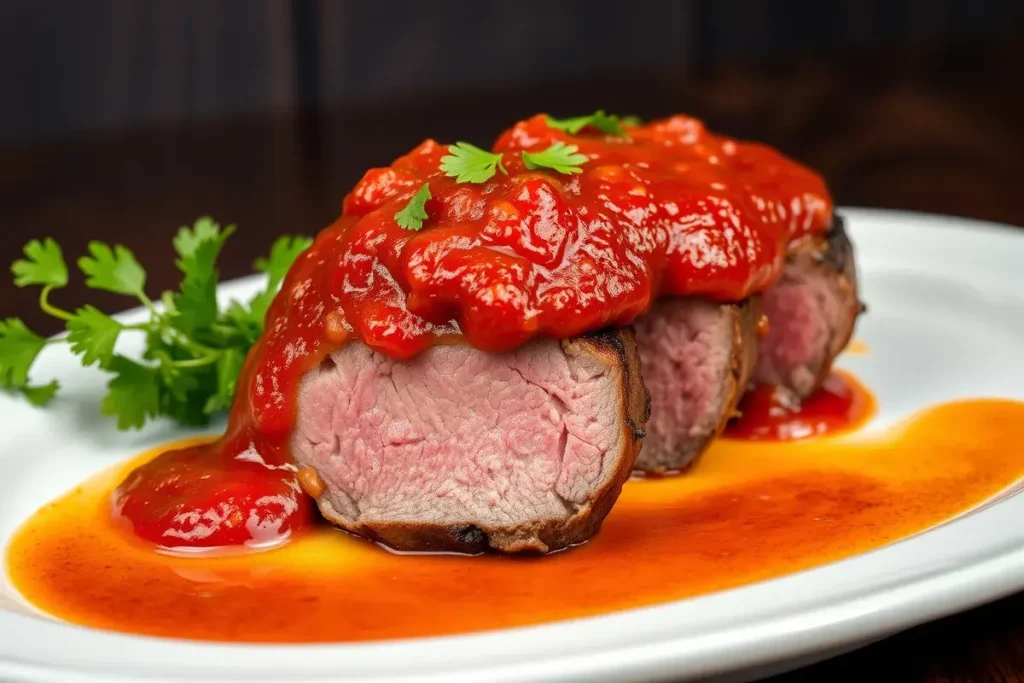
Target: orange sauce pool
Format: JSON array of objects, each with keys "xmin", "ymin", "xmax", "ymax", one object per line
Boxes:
[{"xmin": 8, "ymin": 396, "xmax": 1024, "ymax": 644}]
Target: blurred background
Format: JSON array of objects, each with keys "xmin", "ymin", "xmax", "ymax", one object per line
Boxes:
[{"xmin": 2, "ymin": 0, "xmax": 1023, "ymax": 330}]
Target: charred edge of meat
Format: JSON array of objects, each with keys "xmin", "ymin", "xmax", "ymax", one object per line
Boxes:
[
  {"xmin": 829, "ymin": 214, "xmax": 868, "ymax": 318},
  {"xmin": 572, "ymin": 326, "xmax": 652, "ymax": 436},
  {"xmin": 754, "ymin": 212, "xmax": 861, "ymax": 399},
  {"xmin": 818, "ymin": 212, "xmax": 861, "ymax": 387},
  {"xmin": 305, "ymin": 327, "xmax": 649, "ymax": 555},
  {"xmin": 729, "ymin": 297, "xmax": 762, "ymax": 419}
]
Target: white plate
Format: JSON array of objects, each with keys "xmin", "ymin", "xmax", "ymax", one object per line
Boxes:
[{"xmin": 2, "ymin": 208, "xmax": 1024, "ymax": 683}]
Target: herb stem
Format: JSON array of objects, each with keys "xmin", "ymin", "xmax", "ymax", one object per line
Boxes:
[
  {"xmin": 136, "ymin": 291, "xmax": 161, "ymax": 319},
  {"xmin": 169, "ymin": 354, "xmax": 220, "ymax": 369},
  {"xmin": 39, "ymin": 286, "xmax": 73, "ymax": 322},
  {"xmin": 175, "ymin": 331, "xmax": 218, "ymax": 356}
]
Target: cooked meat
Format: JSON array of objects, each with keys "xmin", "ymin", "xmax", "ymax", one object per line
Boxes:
[
  {"xmin": 754, "ymin": 214, "xmax": 860, "ymax": 398},
  {"xmin": 291, "ymin": 329, "xmax": 649, "ymax": 554},
  {"xmin": 632, "ymin": 297, "xmax": 760, "ymax": 474}
]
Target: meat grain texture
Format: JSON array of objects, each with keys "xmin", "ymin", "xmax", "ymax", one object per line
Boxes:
[
  {"xmin": 755, "ymin": 215, "xmax": 861, "ymax": 398},
  {"xmin": 292, "ymin": 329, "xmax": 649, "ymax": 554},
  {"xmin": 632, "ymin": 298, "xmax": 759, "ymax": 474}
]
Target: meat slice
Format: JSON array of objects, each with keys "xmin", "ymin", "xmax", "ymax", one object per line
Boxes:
[
  {"xmin": 632, "ymin": 297, "xmax": 760, "ymax": 474},
  {"xmin": 291, "ymin": 329, "xmax": 649, "ymax": 554},
  {"xmin": 754, "ymin": 214, "xmax": 860, "ymax": 398}
]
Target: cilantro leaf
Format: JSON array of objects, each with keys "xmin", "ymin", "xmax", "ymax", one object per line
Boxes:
[
  {"xmin": 100, "ymin": 356, "xmax": 161, "ymax": 430},
  {"xmin": 203, "ymin": 347, "xmax": 245, "ymax": 414},
  {"xmin": 545, "ymin": 110, "xmax": 628, "ymax": 137},
  {"xmin": 78, "ymin": 242, "xmax": 147, "ymax": 296},
  {"xmin": 221, "ymin": 300, "xmax": 264, "ymax": 344},
  {"xmin": 162, "ymin": 380, "xmax": 214, "ymax": 426},
  {"xmin": 0, "ymin": 318, "xmax": 48, "ymax": 389},
  {"xmin": 255, "ymin": 235, "xmax": 313, "ymax": 290},
  {"xmin": 22, "ymin": 381, "xmax": 59, "ymax": 407},
  {"xmin": 172, "ymin": 216, "xmax": 222, "ymax": 258},
  {"xmin": 522, "ymin": 142, "xmax": 589, "ymax": 175},
  {"xmin": 171, "ymin": 219, "xmax": 235, "ymax": 334},
  {"xmin": 620, "ymin": 115, "xmax": 643, "ymax": 126},
  {"xmin": 440, "ymin": 142, "xmax": 507, "ymax": 184},
  {"xmin": 12, "ymin": 238, "xmax": 69, "ymax": 288},
  {"xmin": 244, "ymin": 235, "xmax": 312, "ymax": 324},
  {"xmin": 394, "ymin": 183, "xmax": 432, "ymax": 231},
  {"xmin": 245, "ymin": 291, "xmax": 275, "ymax": 327},
  {"xmin": 151, "ymin": 351, "xmax": 200, "ymax": 401},
  {"xmin": 67, "ymin": 305, "xmax": 123, "ymax": 367},
  {"xmin": 160, "ymin": 291, "xmax": 179, "ymax": 318}
]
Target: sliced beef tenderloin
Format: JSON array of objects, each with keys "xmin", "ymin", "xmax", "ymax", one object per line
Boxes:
[
  {"xmin": 291, "ymin": 329, "xmax": 649, "ymax": 554},
  {"xmin": 754, "ymin": 214, "xmax": 861, "ymax": 399},
  {"xmin": 632, "ymin": 297, "xmax": 760, "ymax": 475}
]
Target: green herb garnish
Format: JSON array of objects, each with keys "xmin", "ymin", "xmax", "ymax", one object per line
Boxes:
[
  {"xmin": 521, "ymin": 142, "xmax": 589, "ymax": 175},
  {"xmin": 2, "ymin": 217, "xmax": 312, "ymax": 429},
  {"xmin": 545, "ymin": 110, "xmax": 631, "ymax": 137},
  {"xmin": 440, "ymin": 142, "xmax": 507, "ymax": 184},
  {"xmin": 394, "ymin": 183, "xmax": 432, "ymax": 231}
]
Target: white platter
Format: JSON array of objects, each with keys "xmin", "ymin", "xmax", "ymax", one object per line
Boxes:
[{"xmin": 2, "ymin": 208, "xmax": 1024, "ymax": 682}]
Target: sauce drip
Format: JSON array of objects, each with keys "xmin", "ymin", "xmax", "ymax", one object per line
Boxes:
[
  {"xmin": 725, "ymin": 371, "xmax": 876, "ymax": 441},
  {"xmin": 113, "ymin": 434, "xmax": 312, "ymax": 549},
  {"xmin": 113, "ymin": 113, "xmax": 834, "ymax": 549},
  {"xmin": 11, "ymin": 398, "xmax": 1024, "ymax": 643}
]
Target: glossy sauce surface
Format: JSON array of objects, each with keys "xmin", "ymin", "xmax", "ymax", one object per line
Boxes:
[
  {"xmin": 724, "ymin": 371, "xmax": 876, "ymax": 441},
  {"xmin": 10, "ymin": 397, "xmax": 1024, "ymax": 643},
  {"xmin": 113, "ymin": 113, "xmax": 834, "ymax": 549}
]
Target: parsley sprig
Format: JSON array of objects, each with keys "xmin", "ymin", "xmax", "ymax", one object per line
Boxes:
[
  {"xmin": 440, "ymin": 142, "xmax": 507, "ymax": 184},
  {"xmin": 2, "ymin": 218, "xmax": 311, "ymax": 429},
  {"xmin": 522, "ymin": 142, "xmax": 589, "ymax": 175},
  {"xmin": 545, "ymin": 110, "xmax": 636, "ymax": 137},
  {"xmin": 394, "ymin": 183, "xmax": 432, "ymax": 232}
]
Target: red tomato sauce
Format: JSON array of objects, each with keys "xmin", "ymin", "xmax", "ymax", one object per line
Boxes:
[
  {"xmin": 725, "ymin": 371, "xmax": 876, "ymax": 441},
  {"xmin": 113, "ymin": 114, "xmax": 833, "ymax": 549}
]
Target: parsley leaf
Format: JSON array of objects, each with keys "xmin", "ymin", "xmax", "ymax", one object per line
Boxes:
[
  {"xmin": 22, "ymin": 381, "xmax": 59, "ymax": 407},
  {"xmin": 152, "ymin": 352, "xmax": 199, "ymax": 401},
  {"xmin": 0, "ymin": 318, "xmax": 48, "ymax": 389},
  {"xmin": 620, "ymin": 115, "xmax": 642, "ymax": 126},
  {"xmin": 172, "ymin": 216, "xmax": 223, "ymax": 257},
  {"xmin": 394, "ymin": 183, "xmax": 432, "ymax": 231},
  {"xmin": 440, "ymin": 142, "xmax": 507, "ymax": 184},
  {"xmin": 255, "ymin": 235, "xmax": 313, "ymax": 291},
  {"xmin": 545, "ymin": 110, "xmax": 628, "ymax": 137},
  {"xmin": 244, "ymin": 235, "xmax": 313, "ymax": 324},
  {"xmin": 172, "ymin": 218, "xmax": 235, "ymax": 334},
  {"xmin": 67, "ymin": 305, "xmax": 123, "ymax": 367},
  {"xmin": 100, "ymin": 356, "xmax": 162, "ymax": 430},
  {"xmin": 221, "ymin": 300, "xmax": 264, "ymax": 345},
  {"xmin": 78, "ymin": 242, "xmax": 147, "ymax": 297},
  {"xmin": 12, "ymin": 238, "xmax": 68, "ymax": 288},
  {"xmin": 203, "ymin": 347, "xmax": 245, "ymax": 414},
  {"xmin": 522, "ymin": 142, "xmax": 589, "ymax": 175}
]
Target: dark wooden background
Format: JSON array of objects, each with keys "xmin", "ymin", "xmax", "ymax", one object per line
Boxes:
[{"xmin": 2, "ymin": 1, "xmax": 1024, "ymax": 680}]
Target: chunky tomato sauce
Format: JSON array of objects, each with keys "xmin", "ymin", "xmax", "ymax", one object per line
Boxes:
[{"xmin": 113, "ymin": 114, "xmax": 833, "ymax": 549}]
